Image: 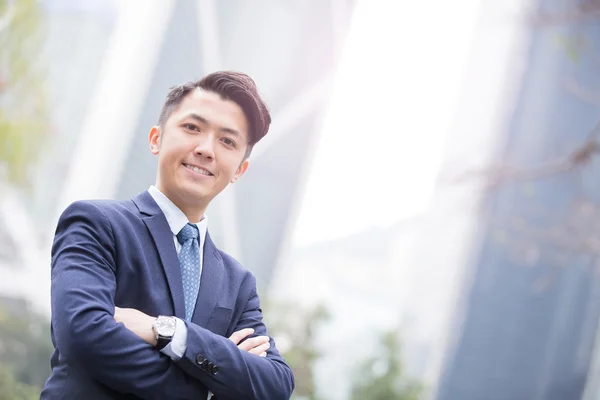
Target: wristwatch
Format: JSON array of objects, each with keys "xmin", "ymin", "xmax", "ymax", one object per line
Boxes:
[{"xmin": 152, "ymin": 316, "xmax": 177, "ymax": 350}]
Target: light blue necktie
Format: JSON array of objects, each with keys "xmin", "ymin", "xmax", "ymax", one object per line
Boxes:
[{"xmin": 176, "ymin": 223, "xmax": 201, "ymax": 321}]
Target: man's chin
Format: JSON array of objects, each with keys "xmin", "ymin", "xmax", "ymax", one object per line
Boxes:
[
  {"xmin": 179, "ymin": 186, "xmax": 214, "ymax": 203},
  {"xmin": 181, "ymin": 189, "xmax": 208, "ymax": 202},
  {"xmin": 177, "ymin": 181, "xmax": 225, "ymax": 205}
]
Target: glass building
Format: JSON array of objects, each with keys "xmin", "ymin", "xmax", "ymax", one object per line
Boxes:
[{"xmin": 436, "ymin": 0, "xmax": 600, "ymax": 399}]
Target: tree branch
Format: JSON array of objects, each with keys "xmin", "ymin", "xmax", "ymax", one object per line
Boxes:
[
  {"xmin": 454, "ymin": 121, "xmax": 600, "ymax": 187},
  {"xmin": 530, "ymin": 1, "xmax": 600, "ymax": 26}
]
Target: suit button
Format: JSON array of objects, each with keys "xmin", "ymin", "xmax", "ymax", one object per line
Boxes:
[
  {"xmin": 196, "ymin": 354, "xmax": 205, "ymax": 365},
  {"xmin": 211, "ymin": 365, "xmax": 219, "ymax": 375}
]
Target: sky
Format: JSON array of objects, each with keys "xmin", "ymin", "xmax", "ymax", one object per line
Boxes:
[{"xmin": 292, "ymin": 0, "xmax": 484, "ymax": 247}]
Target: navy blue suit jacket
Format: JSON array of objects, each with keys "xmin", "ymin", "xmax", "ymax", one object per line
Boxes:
[{"xmin": 41, "ymin": 191, "xmax": 294, "ymax": 399}]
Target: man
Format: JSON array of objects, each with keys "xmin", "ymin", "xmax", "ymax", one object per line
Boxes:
[{"xmin": 41, "ymin": 71, "xmax": 294, "ymax": 399}]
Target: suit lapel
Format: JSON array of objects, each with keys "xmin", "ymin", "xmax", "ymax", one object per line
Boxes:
[
  {"xmin": 192, "ymin": 232, "xmax": 224, "ymax": 328},
  {"xmin": 133, "ymin": 191, "xmax": 186, "ymax": 319}
]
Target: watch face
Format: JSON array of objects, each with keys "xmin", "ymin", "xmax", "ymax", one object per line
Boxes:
[{"xmin": 155, "ymin": 316, "xmax": 176, "ymax": 336}]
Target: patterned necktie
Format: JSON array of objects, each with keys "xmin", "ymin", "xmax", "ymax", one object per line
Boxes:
[{"xmin": 176, "ymin": 223, "xmax": 201, "ymax": 321}]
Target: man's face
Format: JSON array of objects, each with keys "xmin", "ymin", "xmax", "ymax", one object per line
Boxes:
[{"xmin": 149, "ymin": 88, "xmax": 249, "ymax": 212}]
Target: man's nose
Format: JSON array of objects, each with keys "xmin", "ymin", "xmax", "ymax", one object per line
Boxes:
[{"xmin": 194, "ymin": 136, "xmax": 215, "ymax": 159}]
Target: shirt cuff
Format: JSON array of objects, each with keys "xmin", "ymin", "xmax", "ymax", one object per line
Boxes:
[{"xmin": 159, "ymin": 317, "xmax": 187, "ymax": 360}]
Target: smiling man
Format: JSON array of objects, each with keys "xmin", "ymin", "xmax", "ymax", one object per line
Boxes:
[{"xmin": 41, "ymin": 71, "xmax": 294, "ymax": 399}]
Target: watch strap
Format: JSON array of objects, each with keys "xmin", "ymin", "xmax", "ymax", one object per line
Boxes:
[{"xmin": 156, "ymin": 334, "xmax": 171, "ymax": 350}]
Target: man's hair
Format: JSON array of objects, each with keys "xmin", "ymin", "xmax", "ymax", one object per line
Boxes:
[{"xmin": 158, "ymin": 71, "xmax": 271, "ymax": 158}]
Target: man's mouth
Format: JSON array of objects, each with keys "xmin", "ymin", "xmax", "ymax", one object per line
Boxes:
[{"xmin": 183, "ymin": 163, "xmax": 213, "ymax": 176}]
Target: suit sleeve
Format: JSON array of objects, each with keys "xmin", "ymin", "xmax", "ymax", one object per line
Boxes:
[
  {"xmin": 50, "ymin": 201, "xmax": 206, "ymax": 399},
  {"xmin": 175, "ymin": 275, "xmax": 295, "ymax": 400}
]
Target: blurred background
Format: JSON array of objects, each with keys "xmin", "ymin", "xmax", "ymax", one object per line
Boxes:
[{"xmin": 3, "ymin": 0, "xmax": 600, "ymax": 399}]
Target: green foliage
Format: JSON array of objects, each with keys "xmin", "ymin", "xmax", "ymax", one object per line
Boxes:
[
  {"xmin": 551, "ymin": 33, "xmax": 587, "ymax": 63},
  {"xmin": 263, "ymin": 301, "xmax": 330, "ymax": 400},
  {"xmin": 0, "ymin": 0, "xmax": 49, "ymax": 187},
  {"xmin": 350, "ymin": 330, "xmax": 424, "ymax": 400},
  {"xmin": 264, "ymin": 301, "xmax": 424, "ymax": 400},
  {"xmin": 0, "ymin": 1, "xmax": 52, "ymax": 395},
  {"xmin": 0, "ymin": 366, "xmax": 40, "ymax": 400},
  {"xmin": 0, "ymin": 297, "xmax": 53, "ymax": 396}
]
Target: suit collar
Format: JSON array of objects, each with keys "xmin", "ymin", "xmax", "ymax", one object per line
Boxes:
[
  {"xmin": 133, "ymin": 191, "xmax": 186, "ymax": 318},
  {"xmin": 192, "ymin": 232, "xmax": 224, "ymax": 327},
  {"xmin": 132, "ymin": 190, "xmax": 224, "ymax": 326},
  {"xmin": 132, "ymin": 190, "xmax": 161, "ymax": 216},
  {"xmin": 148, "ymin": 185, "xmax": 190, "ymax": 235}
]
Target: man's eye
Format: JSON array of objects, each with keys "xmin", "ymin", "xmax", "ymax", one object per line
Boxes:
[
  {"xmin": 184, "ymin": 123, "xmax": 199, "ymax": 131},
  {"xmin": 222, "ymin": 138, "xmax": 236, "ymax": 147}
]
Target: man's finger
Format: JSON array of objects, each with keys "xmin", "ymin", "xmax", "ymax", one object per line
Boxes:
[
  {"xmin": 237, "ymin": 336, "xmax": 270, "ymax": 352},
  {"xmin": 228, "ymin": 328, "xmax": 254, "ymax": 345},
  {"xmin": 260, "ymin": 352, "xmax": 267, "ymax": 358},
  {"xmin": 247, "ymin": 341, "xmax": 270, "ymax": 356}
]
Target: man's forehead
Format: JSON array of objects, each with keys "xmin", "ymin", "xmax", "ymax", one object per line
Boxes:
[
  {"xmin": 173, "ymin": 90, "xmax": 249, "ymax": 137},
  {"xmin": 188, "ymin": 87, "xmax": 222, "ymax": 101},
  {"xmin": 175, "ymin": 88, "xmax": 232, "ymax": 110}
]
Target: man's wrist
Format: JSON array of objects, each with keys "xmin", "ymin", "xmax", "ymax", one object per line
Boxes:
[
  {"xmin": 160, "ymin": 318, "xmax": 187, "ymax": 360},
  {"xmin": 151, "ymin": 323, "xmax": 158, "ymax": 347},
  {"xmin": 152, "ymin": 316, "xmax": 177, "ymax": 349},
  {"xmin": 149, "ymin": 316, "xmax": 158, "ymax": 347}
]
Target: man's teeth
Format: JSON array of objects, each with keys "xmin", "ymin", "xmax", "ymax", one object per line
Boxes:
[{"xmin": 185, "ymin": 164, "xmax": 211, "ymax": 175}]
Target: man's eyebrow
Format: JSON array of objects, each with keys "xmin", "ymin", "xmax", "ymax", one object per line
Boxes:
[
  {"xmin": 184, "ymin": 113, "xmax": 240, "ymax": 136},
  {"xmin": 185, "ymin": 113, "xmax": 208, "ymax": 125}
]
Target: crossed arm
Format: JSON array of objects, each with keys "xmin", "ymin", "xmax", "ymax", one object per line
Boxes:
[
  {"xmin": 51, "ymin": 201, "xmax": 294, "ymax": 399},
  {"xmin": 114, "ymin": 308, "xmax": 271, "ymax": 357},
  {"xmin": 114, "ymin": 289, "xmax": 293, "ymax": 399}
]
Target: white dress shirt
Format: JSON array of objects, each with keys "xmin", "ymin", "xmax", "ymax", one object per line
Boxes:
[{"xmin": 148, "ymin": 185, "xmax": 208, "ymax": 360}]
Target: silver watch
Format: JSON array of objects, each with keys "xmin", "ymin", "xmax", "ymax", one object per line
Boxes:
[{"xmin": 152, "ymin": 316, "xmax": 176, "ymax": 350}]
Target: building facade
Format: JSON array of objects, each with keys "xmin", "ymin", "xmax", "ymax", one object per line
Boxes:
[{"xmin": 436, "ymin": 1, "xmax": 600, "ymax": 399}]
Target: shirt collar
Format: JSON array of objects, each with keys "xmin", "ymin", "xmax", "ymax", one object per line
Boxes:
[{"xmin": 148, "ymin": 185, "xmax": 208, "ymax": 244}]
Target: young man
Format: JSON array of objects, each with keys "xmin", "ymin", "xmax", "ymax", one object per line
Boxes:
[{"xmin": 41, "ymin": 71, "xmax": 294, "ymax": 399}]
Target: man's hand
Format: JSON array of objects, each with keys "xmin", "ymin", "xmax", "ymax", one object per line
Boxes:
[
  {"xmin": 114, "ymin": 307, "xmax": 157, "ymax": 347},
  {"xmin": 229, "ymin": 328, "xmax": 270, "ymax": 357}
]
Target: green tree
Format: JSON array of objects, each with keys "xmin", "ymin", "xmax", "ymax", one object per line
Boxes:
[
  {"xmin": 0, "ymin": 0, "xmax": 48, "ymax": 188},
  {"xmin": 0, "ymin": 366, "xmax": 39, "ymax": 400},
  {"xmin": 350, "ymin": 330, "xmax": 423, "ymax": 400},
  {"xmin": 0, "ymin": 2, "xmax": 51, "ymax": 396},
  {"xmin": 263, "ymin": 300, "xmax": 330, "ymax": 400},
  {"xmin": 0, "ymin": 296, "xmax": 53, "ymax": 397}
]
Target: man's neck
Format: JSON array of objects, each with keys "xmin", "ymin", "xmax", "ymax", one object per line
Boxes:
[
  {"xmin": 154, "ymin": 184, "xmax": 207, "ymax": 223},
  {"xmin": 179, "ymin": 206, "xmax": 206, "ymax": 224}
]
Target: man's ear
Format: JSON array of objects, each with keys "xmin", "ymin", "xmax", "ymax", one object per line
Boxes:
[
  {"xmin": 149, "ymin": 126, "xmax": 161, "ymax": 155},
  {"xmin": 231, "ymin": 159, "xmax": 249, "ymax": 183}
]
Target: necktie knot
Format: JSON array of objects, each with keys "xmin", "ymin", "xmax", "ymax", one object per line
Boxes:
[{"xmin": 177, "ymin": 223, "xmax": 199, "ymax": 244}]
